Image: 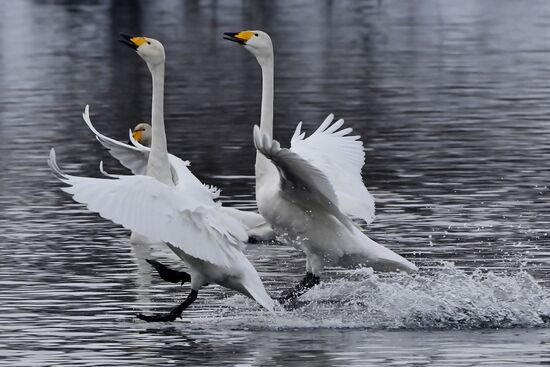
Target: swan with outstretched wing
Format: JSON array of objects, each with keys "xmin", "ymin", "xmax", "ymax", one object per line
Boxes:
[
  {"xmin": 50, "ymin": 35, "xmax": 274, "ymax": 321},
  {"xmin": 49, "ymin": 148, "xmax": 274, "ymax": 320},
  {"xmin": 224, "ymin": 30, "xmax": 417, "ymax": 305}
]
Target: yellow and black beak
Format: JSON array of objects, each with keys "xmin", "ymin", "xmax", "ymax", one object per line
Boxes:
[
  {"xmin": 119, "ymin": 33, "xmax": 146, "ymax": 50},
  {"xmin": 223, "ymin": 31, "xmax": 254, "ymax": 45},
  {"xmin": 127, "ymin": 129, "xmax": 142, "ymax": 145},
  {"xmin": 132, "ymin": 130, "xmax": 142, "ymax": 142}
]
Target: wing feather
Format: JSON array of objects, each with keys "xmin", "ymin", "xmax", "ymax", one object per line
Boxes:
[
  {"xmin": 82, "ymin": 105, "xmax": 150, "ymax": 175},
  {"xmin": 83, "ymin": 105, "xmax": 220, "ymax": 201},
  {"xmin": 49, "ymin": 148, "xmax": 247, "ymax": 268},
  {"xmin": 290, "ymin": 114, "xmax": 376, "ymax": 223},
  {"xmin": 253, "ymin": 126, "xmax": 353, "ymax": 230}
]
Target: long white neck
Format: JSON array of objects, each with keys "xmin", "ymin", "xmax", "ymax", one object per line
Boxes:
[
  {"xmin": 259, "ymin": 56, "xmax": 274, "ymax": 138},
  {"xmin": 255, "ymin": 54, "xmax": 278, "ymax": 192},
  {"xmin": 146, "ymin": 63, "xmax": 172, "ymax": 185}
]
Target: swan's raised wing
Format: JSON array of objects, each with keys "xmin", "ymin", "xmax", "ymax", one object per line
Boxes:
[
  {"xmin": 48, "ymin": 148, "xmax": 247, "ymax": 268},
  {"xmin": 290, "ymin": 114, "xmax": 375, "ymax": 224},
  {"xmin": 253, "ymin": 126, "xmax": 353, "ymax": 231},
  {"xmin": 82, "ymin": 105, "xmax": 149, "ymax": 175},
  {"xmin": 84, "ymin": 105, "xmax": 220, "ymax": 201}
]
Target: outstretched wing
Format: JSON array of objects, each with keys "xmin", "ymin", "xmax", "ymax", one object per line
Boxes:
[
  {"xmin": 49, "ymin": 148, "xmax": 247, "ymax": 268},
  {"xmin": 290, "ymin": 114, "xmax": 375, "ymax": 224},
  {"xmin": 253, "ymin": 126, "xmax": 353, "ymax": 231},
  {"xmin": 82, "ymin": 105, "xmax": 149, "ymax": 175},
  {"xmin": 83, "ymin": 105, "xmax": 220, "ymax": 200}
]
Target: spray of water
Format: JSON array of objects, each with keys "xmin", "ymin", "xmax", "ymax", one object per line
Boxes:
[{"xmin": 215, "ymin": 263, "xmax": 550, "ymax": 330}]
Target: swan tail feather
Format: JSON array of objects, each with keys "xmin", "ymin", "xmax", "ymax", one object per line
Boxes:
[{"xmin": 240, "ymin": 261, "xmax": 275, "ymax": 311}]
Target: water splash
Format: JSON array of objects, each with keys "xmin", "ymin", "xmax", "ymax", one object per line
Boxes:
[{"xmin": 216, "ymin": 263, "xmax": 550, "ymax": 330}]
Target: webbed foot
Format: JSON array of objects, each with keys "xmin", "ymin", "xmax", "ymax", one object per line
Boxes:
[
  {"xmin": 136, "ymin": 289, "xmax": 198, "ymax": 322},
  {"xmin": 136, "ymin": 312, "xmax": 178, "ymax": 322}
]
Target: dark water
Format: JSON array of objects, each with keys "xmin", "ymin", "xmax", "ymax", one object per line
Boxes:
[{"xmin": 2, "ymin": 0, "xmax": 550, "ymax": 365}]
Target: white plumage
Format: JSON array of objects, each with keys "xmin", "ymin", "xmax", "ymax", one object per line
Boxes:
[
  {"xmin": 290, "ymin": 114, "xmax": 376, "ymax": 224},
  {"xmin": 253, "ymin": 128, "xmax": 417, "ymax": 274},
  {"xmin": 224, "ymin": 30, "xmax": 417, "ymax": 292},
  {"xmin": 82, "ymin": 105, "xmax": 149, "ymax": 176},
  {"xmin": 49, "ymin": 149, "xmax": 245, "ymax": 267},
  {"xmin": 49, "ymin": 35, "xmax": 275, "ymax": 320},
  {"xmin": 253, "ymin": 125, "xmax": 353, "ymax": 231},
  {"xmin": 83, "ymin": 105, "xmax": 271, "ymax": 233},
  {"xmin": 48, "ymin": 148, "xmax": 274, "ymax": 311}
]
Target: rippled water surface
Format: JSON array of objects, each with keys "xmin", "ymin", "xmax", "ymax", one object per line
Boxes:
[{"xmin": 2, "ymin": 0, "xmax": 550, "ymax": 365}]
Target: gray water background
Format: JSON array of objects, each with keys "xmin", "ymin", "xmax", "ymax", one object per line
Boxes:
[{"xmin": 2, "ymin": 0, "xmax": 550, "ymax": 365}]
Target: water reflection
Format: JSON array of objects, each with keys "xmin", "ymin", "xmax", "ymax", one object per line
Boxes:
[{"xmin": 2, "ymin": 0, "xmax": 550, "ymax": 365}]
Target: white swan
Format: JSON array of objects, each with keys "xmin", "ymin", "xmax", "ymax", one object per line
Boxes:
[
  {"xmin": 82, "ymin": 112, "xmax": 273, "ymax": 240},
  {"xmin": 224, "ymin": 30, "xmax": 417, "ymax": 302},
  {"xmin": 49, "ymin": 35, "xmax": 274, "ymax": 321}
]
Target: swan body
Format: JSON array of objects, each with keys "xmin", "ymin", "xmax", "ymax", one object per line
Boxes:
[
  {"xmin": 224, "ymin": 30, "xmax": 417, "ymax": 280},
  {"xmin": 49, "ymin": 148, "xmax": 274, "ymax": 311},
  {"xmin": 49, "ymin": 35, "xmax": 274, "ymax": 319},
  {"xmin": 253, "ymin": 127, "xmax": 416, "ymax": 274}
]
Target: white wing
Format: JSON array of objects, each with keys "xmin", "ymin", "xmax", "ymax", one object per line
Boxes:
[
  {"xmin": 48, "ymin": 148, "xmax": 248, "ymax": 268},
  {"xmin": 83, "ymin": 105, "xmax": 220, "ymax": 201},
  {"xmin": 82, "ymin": 105, "xmax": 149, "ymax": 175},
  {"xmin": 290, "ymin": 114, "xmax": 375, "ymax": 224},
  {"xmin": 253, "ymin": 126, "xmax": 353, "ymax": 231}
]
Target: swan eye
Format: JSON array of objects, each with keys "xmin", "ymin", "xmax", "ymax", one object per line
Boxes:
[
  {"xmin": 254, "ymin": 33, "xmax": 258, "ymax": 37},
  {"xmin": 147, "ymin": 41, "xmax": 151, "ymax": 45}
]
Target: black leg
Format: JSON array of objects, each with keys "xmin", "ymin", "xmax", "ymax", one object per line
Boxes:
[
  {"xmin": 278, "ymin": 272, "xmax": 320, "ymax": 306},
  {"xmin": 137, "ymin": 289, "xmax": 198, "ymax": 322},
  {"xmin": 146, "ymin": 259, "xmax": 191, "ymax": 285}
]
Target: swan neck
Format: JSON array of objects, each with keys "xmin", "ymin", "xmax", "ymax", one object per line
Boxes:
[
  {"xmin": 255, "ymin": 55, "xmax": 277, "ymax": 193},
  {"xmin": 148, "ymin": 63, "xmax": 171, "ymax": 184},
  {"xmin": 259, "ymin": 56, "xmax": 274, "ymax": 139},
  {"xmin": 150, "ymin": 64, "xmax": 166, "ymax": 152}
]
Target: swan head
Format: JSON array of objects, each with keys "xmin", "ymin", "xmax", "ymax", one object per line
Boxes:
[
  {"xmin": 131, "ymin": 122, "xmax": 152, "ymax": 147},
  {"xmin": 119, "ymin": 34, "xmax": 165, "ymax": 68},
  {"xmin": 224, "ymin": 30, "xmax": 273, "ymax": 62}
]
